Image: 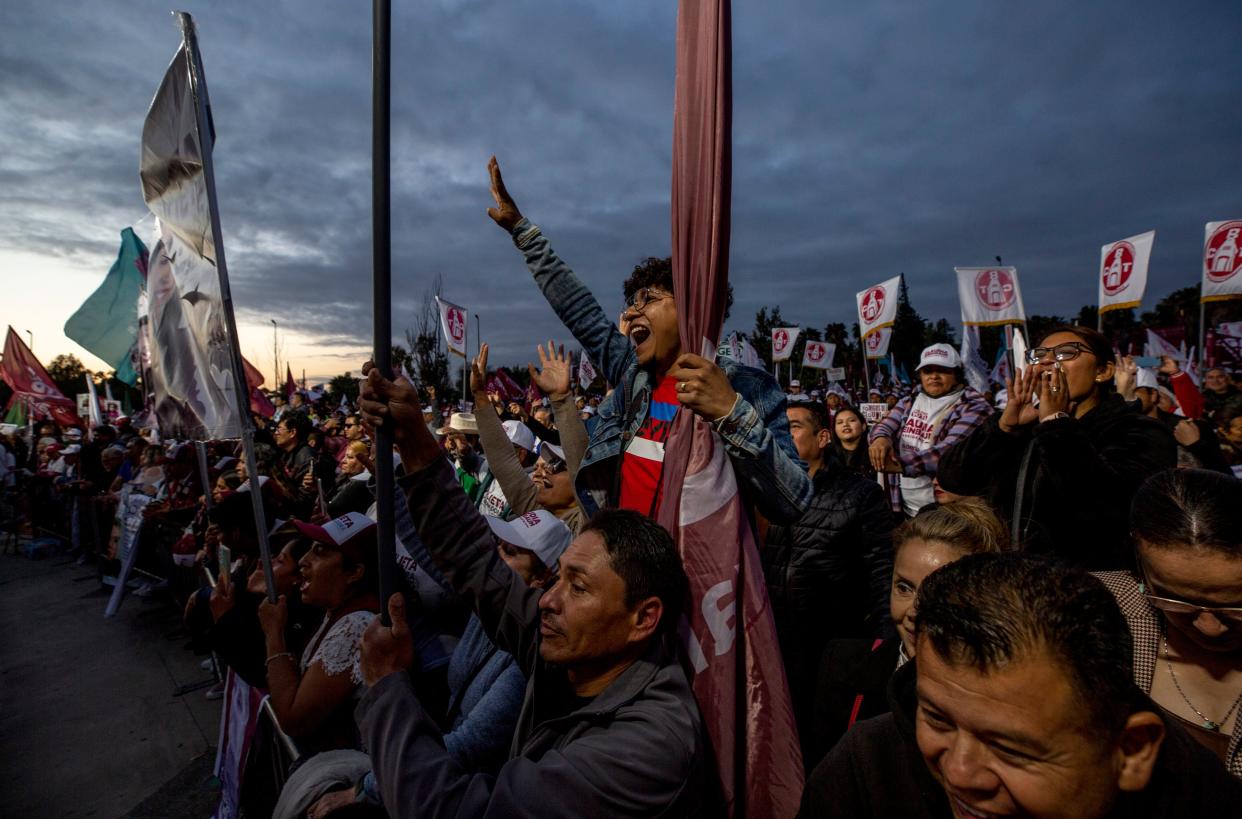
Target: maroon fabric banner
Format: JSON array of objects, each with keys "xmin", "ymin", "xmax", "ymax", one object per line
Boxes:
[
  {"xmin": 242, "ymin": 356, "xmax": 276, "ymax": 418},
  {"xmin": 0, "ymin": 326, "xmax": 81, "ymax": 427},
  {"xmin": 657, "ymin": 1, "xmax": 804, "ymax": 816},
  {"xmin": 284, "ymin": 364, "xmax": 297, "ymax": 401}
]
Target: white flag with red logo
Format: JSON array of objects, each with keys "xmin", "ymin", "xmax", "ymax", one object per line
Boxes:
[
  {"xmin": 435, "ymin": 296, "xmax": 468, "ymax": 357},
  {"xmin": 801, "ymin": 340, "xmax": 835, "ymax": 369},
  {"xmin": 1098, "ymin": 230, "xmax": 1155, "ymax": 314},
  {"xmin": 955, "ymin": 267, "xmax": 1026, "ymax": 326},
  {"xmin": 864, "ymin": 325, "xmax": 893, "ymax": 359},
  {"xmin": 856, "ymin": 275, "xmax": 901, "ymax": 340},
  {"xmin": 577, "ymin": 351, "xmax": 598, "ymax": 391},
  {"xmin": 770, "ymin": 327, "xmax": 800, "ymax": 362},
  {"xmin": 1203, "ymin": 220, "xmax": 1242, "ymax": 303}
]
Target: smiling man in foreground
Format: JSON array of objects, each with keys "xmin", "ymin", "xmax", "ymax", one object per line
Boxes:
[
  {"xmin": 800, "ymin": 553, "xmax": 1242, "ymax": 818},
  {"xmin": 355, "ymin": 365, "xmax": 705, "ymax": 817}
]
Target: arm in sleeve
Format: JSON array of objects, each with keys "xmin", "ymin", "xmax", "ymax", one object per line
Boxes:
[
  {"xmin": 935, "ymin": 414, "xmax": 1028, "ymax": 497},
  {"xmin": 472, "ymin": 398, "xmax": 538, "ymax": 516},
  {"xmin": 1170, "ymin": 372, "xmax": 1205, "ymax": 420},
  {"xmin": 896, "ymin": 396, "xmax": 994, "ymax": 478},
  {"xmin": 442, "ymin": 659, "xmax": 526, "ymax": 774},
  {"xmin": 511, "ymin": 220, "xmax": 635, "ymax": 387},
  {"xmin": 399, "ymin": 459, "xmax": 542, "ymax": 670},
  {"xmin": 549, "ymin": 393, "xmax": 589, "ymax": 480},
  {"xmin": 359, "ymin": 670, "xmax": 700, "ymax": 819},
  {"xmin": 715, "ymin": 393, "xmax": 813, "ymax": 523}
]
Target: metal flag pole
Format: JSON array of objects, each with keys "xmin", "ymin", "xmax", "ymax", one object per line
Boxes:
[
  {"xmin": 177, "ymin": 12, "xmax": 276, "ymax": 600},
  {"xmin": 1198, "ymin": 297, "xmax": 1207, "ymax": 374},
  {"xmin": 372, "ymin": 0, "xmax": 398, "ymax": 624},
  {"xmin": 194, "ymin": 441, "xmax": 213, "ymax": 513}
]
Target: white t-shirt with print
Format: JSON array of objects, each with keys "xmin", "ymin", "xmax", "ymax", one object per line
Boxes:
[{"xmin": 897, "ymin": 388, "xmax": 962, "ymax": 516}]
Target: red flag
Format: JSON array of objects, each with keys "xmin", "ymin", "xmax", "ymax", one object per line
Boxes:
[
  {"xmin": 489, "ymin": 367, "xmax": 525, "ymax": 401},
  {"xmin": 284, "ymin": 364, "xmax": 297, "ymax": 401},
  {"xmin": 0, "ymin": 327, "xmax": 81, "ymax": 428},
  {"xmin": 242, "ymin": 356, "xmax": 275, "ymax": 418},
  {"xmin": 658, "ymin": 1, "xmax": 804, "ymax": 815}
]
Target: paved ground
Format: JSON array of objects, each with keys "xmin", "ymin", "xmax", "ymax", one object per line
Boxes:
[{"xmin": 0, "ymin": 545, "xmax": 222, "ymax": 818}]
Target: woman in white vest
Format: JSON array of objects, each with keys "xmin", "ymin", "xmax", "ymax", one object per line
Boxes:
[{"xmin": 867, "ymin": 344, "xmax": 994, "ymax": 517}]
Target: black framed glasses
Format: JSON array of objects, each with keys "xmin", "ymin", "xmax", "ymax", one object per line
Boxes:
[
  {"xmin": 623, "ymin": 287, "xmax": 670, "ymax": 313},
  {"xmin": 1025, "ymin": 342, "xmax": 1092, "ymax": 364}
]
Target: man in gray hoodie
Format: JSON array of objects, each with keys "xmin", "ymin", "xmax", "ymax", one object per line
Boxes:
[{"xmin": 356, "ymin": 365, "xmax": 706, "ymax": 818}]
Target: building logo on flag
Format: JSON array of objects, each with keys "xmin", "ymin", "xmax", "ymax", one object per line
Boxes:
[
  {"xmin": 866, "ymin": 330, "xmax": 883, "ymax": 355},
  {"xmin": 975, "ymin": 269, "xmax": 1016, "ymax": 310},
  {"xmin": 860, "ymin": 287, "xmax": 886, "ymax": 323},
  {"xmin": 1101, "ymin": 241, "xmax": 1136, "ymax": 296},
  {"xmin": 1206, "ymin": 222, "xmax": 1242, "ymax": 284},
  {"xmin": 435, "ymin": 296, "xmax": 468, "ymax": 357},
  {"xmin": 771, "ymin": 327, "xmax": 800, "ymax": 362},
  {"xmin": 806, "ymin": 343, "xmax": 825, "ymax": 363}
]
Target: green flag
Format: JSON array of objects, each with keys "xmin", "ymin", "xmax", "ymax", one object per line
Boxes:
[{"xmin": 64, "ymin": 227, "xmax": 148, "ymax": 385}]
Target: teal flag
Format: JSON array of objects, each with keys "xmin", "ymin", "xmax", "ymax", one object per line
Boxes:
[{"xmin": 64, "ymin": 227, "xmax": 148, "ymax": 385}]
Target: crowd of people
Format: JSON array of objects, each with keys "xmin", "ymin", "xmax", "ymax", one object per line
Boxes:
[{"xmin": 2, "ymin": 159, "xmax": 1242, "ymax": 817}]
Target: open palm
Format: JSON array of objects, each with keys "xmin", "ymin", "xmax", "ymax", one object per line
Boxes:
[{"xmin": 529, "ymin": 341, "xmax": 571, "ymax": 397}]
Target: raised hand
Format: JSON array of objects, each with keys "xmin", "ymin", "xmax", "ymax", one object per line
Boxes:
[
  {"xmin": 471, "ymin": 344, "xmax": 491, "ymax": 397},
  {"xmin": 1114, "ymin": 355, "xmax": 1138, "ymax": 401},
  {"xmin": 528, "ymin": 340, "xmax": 571, "ymax": 398},
  {"xmin": 486, "ymin": 156, "xmax": 524, "ymax": 231},
  {"xmin": 999, "ymin": 366, "xmax": 1040, "ymax": 433},
  {"xmin": 1036, "ymin": 362, "xmax": 1072, "ymax": 421},
  {"xmin": 361, "ymin": 593, "xmax": 415, "ymax": 687}
]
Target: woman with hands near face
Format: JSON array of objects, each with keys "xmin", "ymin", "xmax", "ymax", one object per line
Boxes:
[{"xmin": 937, "ymin": 325, "xmax": 1177, "ymax": 570}]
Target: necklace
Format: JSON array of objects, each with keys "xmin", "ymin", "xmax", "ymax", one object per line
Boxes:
[{"xmin": 1162, "ymin": 636, "xmax": 1242, "ymax": 732}]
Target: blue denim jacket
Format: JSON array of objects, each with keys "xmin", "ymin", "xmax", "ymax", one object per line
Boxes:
[{"xmin": 510, "ymin": 219, "xmax": 812, "ymax": 523}]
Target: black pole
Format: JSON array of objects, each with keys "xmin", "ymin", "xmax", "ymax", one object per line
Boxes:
[{"xmin": 373, "ymin": 0, "xmax": 397, "ymax": 625}]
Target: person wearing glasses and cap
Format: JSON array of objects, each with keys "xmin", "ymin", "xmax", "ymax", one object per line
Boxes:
[
  {"xmin": 938, "ymin": 325, "xmax": 1176, "ymax": 570},
  {"xmin": 1095, "ymin": 468, "xmax": 1242, "ymax": 778}
]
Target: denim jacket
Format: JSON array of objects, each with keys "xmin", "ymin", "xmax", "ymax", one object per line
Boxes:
[{"xmin": 509, "ymin": 219, "xmax": 812, "ymax": 523}]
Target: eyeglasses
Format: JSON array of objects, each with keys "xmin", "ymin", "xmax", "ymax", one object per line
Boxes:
[
  {"xmin": 1025, "ymin": 342, "xmax": 1092, "ymax": 364},
  {"xmin": 1135, "ymin": 563, "xmax": 1242, "ymax": 625},
  {"xmin": 623, "ymin": 287, "xmax": 670, "ymax": 313},
  {"xmin": 537, "ymin": 452, "xmax": 567, "ymax": 474}
]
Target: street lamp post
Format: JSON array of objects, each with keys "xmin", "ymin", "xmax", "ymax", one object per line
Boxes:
[
  {"xmin": 271, "ymin": 319, "xmax": 279, "ymax": 387},
  {"xmin": 474, "ymin": 314, "xmax": 481, "ymax": 359}
]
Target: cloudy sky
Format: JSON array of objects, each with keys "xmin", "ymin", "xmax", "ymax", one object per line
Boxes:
[{"xmin": 2, "ymin": 0, "xmax": 1238, "ymax": 383}]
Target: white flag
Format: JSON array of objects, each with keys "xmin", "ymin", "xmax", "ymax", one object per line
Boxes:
[
  {"xmin": 740, "ymin": 337, "xmax": 762, "ymax": 369},
  {"xmin": 856, "ymin": 275, "xmax": 902, "ymax": 340},
  {"xmin": 435, "ymin": 296, "xmax": 468, "ymax": 357},
  {"xmin": 140, "ymin": 41, "xmax": 245, "ymax": 440},
  {"xmin": 771, "ymin": 327, "xmax": 801, "ymax": 362},
  {"xmin": 801, "ymin": 340, "xmax": 835, "ymax": 369},
  {"xmin": 960, "ymin": 325, "xmax": 990, "ymax": 393},
  {"xmin": 1010, "ymin": 328, "xmax": 1028, "ymax": 377},
  {"xmin": 955, "ymin": 267, "xmax": 1026, "ymax": 326},
  {"xmin": 1202, "ymin": 220, "xmax": 1242, "ymax": 303},
  {"xmin": 1145, "ymin": 329, "xmax": 1183, "ymax": 362},
  {"xmin": 1099, "ymin": 230, "xmax": 1155, "ymax": 314},
  {"xmin": 578, "ymin": 351, "xmax": 598, "ymax": 391},
  {"xmin": 863, "ymin": 326, "xmax": 893, "ymax": 359}
]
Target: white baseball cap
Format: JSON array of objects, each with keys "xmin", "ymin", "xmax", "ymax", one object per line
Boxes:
[
  {"xmin": 1135, "ymin": 368, "xmax": 1158, "ymax": 390},
  {"xmin": 502, "ymin": 420, "xmax": 536, "ymax": 452},
  {"xmin": 292, "ymin": 512, "xmax": 378, "ymax": 561},
  {"xmin": 485, "ymin": 509, "xmax": 573, "ymax": 568},
  {"xmin": 61, "ymin": 444, "xmax": 82, "ymax": 455},
  {"xmin": 916, "ymin": 343, "xmax": 962, "ymax": 372},
  {"xmin": 789, "ymin": 379, "xmax": 801, "ymax": 387}
]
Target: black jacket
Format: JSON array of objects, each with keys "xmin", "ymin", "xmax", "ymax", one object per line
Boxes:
[
  {"xmin": 937, "ymin": 394, "xmax": 1176, "ymax": 570},
  {"xmin": 762, "ymin": 456, "xmax": 894, "ymax": 642},
  {"xmin": 799, "ymin": 661, "xmax": 1242, "ymax": 818},
  {"xmin": 807, "ymin": 637, "xmax": 900, "ymax": 772}
]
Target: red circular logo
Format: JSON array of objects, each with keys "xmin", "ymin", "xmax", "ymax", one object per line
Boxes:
[
  {"xmin": 974, "ymin": 269, "xmax": 1016, "ymax": 311},
  {"xmin": 1206, "ymin": 221, "xmax": 1242, "ymax": 283},
  {"xmin": 807, "ymin": 343, "xmax": 824, "ymax": 362},
  {"xmin": 1101, "ymin": 242, "xmax": 1135, "ymax": 296},
  {"xmin": 865, "ymin": 332, "xmax": 882, "ymax": 353},
  {"xmin": 773, "ymin": 329, "xmax": 789, "ymax": 352},
  {"xmin": 860, "ymin": 287, "xmax": 886, "ymax": 324}
]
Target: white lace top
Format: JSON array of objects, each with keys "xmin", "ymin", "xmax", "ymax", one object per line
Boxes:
[{"xmin": 300, "ymin": 610, "xmax": 375, "ymax": 687}]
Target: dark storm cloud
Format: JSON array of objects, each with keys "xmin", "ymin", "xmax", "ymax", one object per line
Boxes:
[{"xmin": 2, "ymin": 0, "xmax": 1238, "ymax": 372}]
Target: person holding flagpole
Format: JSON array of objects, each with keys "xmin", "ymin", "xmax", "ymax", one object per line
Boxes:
[{"xmin": 481, "ymin": 158, "xmax": 810, "ymax": 525}]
